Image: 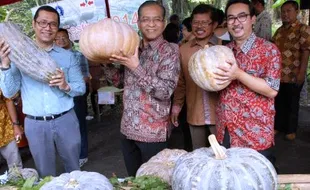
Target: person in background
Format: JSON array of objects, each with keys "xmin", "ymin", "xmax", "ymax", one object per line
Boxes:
[
  {"xmin": 106, "ymin": 1, "xmax": 180, "ymax": 176},
  {"xmin": 214, "ymin": 0, "xmax": 281, "ymax": 166},
  {"xmin": 273, "ymin": 0, "xmax": 310, "ymax": 141},
  {"xmin": 251, "ymin": 0, "xmax": 272, "ymax": 41},
  {"xmin": 55, "ymin": 28, "xmax": 90, "ymax": 167},
  {"xmin": 170, "ymin": 14, "xmax": 183, "ymax": 42},
  {"xmin": 0, "ymin": 6, "xmax": 85, "ymax": 177},
  {"xmin": 163, "ymin": 23, "xmax": 180, "ymax": 44},
  {"xmin": 0, "ymin": 90, "xmax": 23, "ymax": 170},
  {"xmin": 214, "ymin": 8, "xmax": 232, "ymax": 45},
  {"xmin": 171, "ymin": 4, "xmax": 219, "ymax": 150},
  {"xmin": 180, "ymin": 17, "xmax": 195, "ymax": 44}
]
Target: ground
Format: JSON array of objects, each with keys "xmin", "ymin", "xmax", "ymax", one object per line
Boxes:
[{"xmin": 1, "ymin": 106, "xmax": 310, "ymax": 178}]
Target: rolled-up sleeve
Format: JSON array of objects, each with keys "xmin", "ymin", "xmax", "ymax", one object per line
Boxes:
[{"xmin": 66, "ymin": 54, "xmax": 86, "ymax": 97}]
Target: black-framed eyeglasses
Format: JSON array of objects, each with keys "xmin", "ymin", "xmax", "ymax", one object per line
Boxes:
[
  {"xmin": 192, "ymin": 20, "xmax": 213, "ymax": 27},
  {"xmin": 35, "ymin": 20, "xmax": 58, "ymax": 29},
  {"xmin": 55, "ymin": 37, "xmax": 69, "ymax": 41},
  {"xmin": 227, "ymin": 13, "xmax": 250, "ymax": 25},
  {"xmin": 139, "ymin": 17, "xmax": 164, "ymax": 25}
]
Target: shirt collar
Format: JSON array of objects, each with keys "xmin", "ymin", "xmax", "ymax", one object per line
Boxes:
[
  {"xmin": 140, "ymin": 35, "xmax": 165, "ymax": 50},
  {"xmin": 284, "ymin": 19, "xmax": 300, "ymax": 29},
  {"xmin": 232, "ymin": 32, "xmax": 256, "ymax": 54},
  {"xmin": 45, "ymin": 43, "xmax": 61, "ymax": 53},
  {"xmin": 256, "ymin": 10, "xmax": 268, "ymax": 20},
  {"xmin": 190, "ymin": 34, "xmax": 218, "ymax": 48}
]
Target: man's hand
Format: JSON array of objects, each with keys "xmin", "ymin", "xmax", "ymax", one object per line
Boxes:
[
  {"xmin": 0, "ymin": 38, "xmax": 11, "ymax": 68},
  {"xmin": 109, "ymin": 47, "xmax": 139, "ymax": 71},
  {"xmin": 13, "ymin": 125, "xmax": 23, "ymax": 143},
  {"xmin": 171, "ymin": 113, "xmax": 179, "ymax": 127},
  {"xmin": 49, "ymin": 68, "xmax": 70, "ymax": 92},
  {"xmin": 213, "ymin": 59, "xmax": 240, "ymax": 85}
]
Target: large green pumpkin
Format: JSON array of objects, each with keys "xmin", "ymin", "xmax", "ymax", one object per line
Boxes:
[
  {"xmin": 0, "ymin": 22, "xmax": 58, "ymax": 83},
  {"xmin": 40, "ymin": 170, "xmax": 113, "ymax": 190},
  {"xmin": 172, "ymin": 135, "xmax": 278, "ymax": 190}
]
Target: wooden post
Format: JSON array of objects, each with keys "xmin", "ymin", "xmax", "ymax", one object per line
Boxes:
[{"xmin": 105, "ymin": 0, "xmax": 111, "ymax": 18}]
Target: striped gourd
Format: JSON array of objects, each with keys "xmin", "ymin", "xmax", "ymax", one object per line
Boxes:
[{"xmin": 0, "ymin": 22, "xmax": 57, "ymax": 83}]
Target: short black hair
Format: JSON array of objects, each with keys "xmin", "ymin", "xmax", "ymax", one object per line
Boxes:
[
  {"xmin": 252, "ymin": 0, "xmax": 265, "ymax": 7},
  {"xmin": 138, "ymin": 1, "xmax": 166, "ymax": 19},
  {"xmin": 163, "ymin": 23, "xmax": 179, "ymax": 43},
  {"xmin": 225, "ymin": 0, "xmax": 255, "ymax": 17},
  {"xmin": 216, "ymin": 8, "xmax": 225, "ymax": 25},
  {"xmin": 57, "ymin": 28, "xmax": 69, "ymax": 37},
  {"xmin": 33, "ymin": 6, "xmax": 60, "ymax": 26},
  {"xmin": 169, "ymin": 14, "xmax": 179, "ymax": 22},
  {"xmin": 182, "ymin": 17, "xmax": 192, "ymax": 32},
  {"xmin": 282, "ymin": 0, "xmax": 299, "ymax": 10},
  {"xmin": 191, "ymin": 4, "xmax": 218, "ymax": 23}
]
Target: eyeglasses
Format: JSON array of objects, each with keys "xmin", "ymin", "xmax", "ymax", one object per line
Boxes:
[
  {"xmin": 192, "ymin": 20, "xmax": 213, "ymax": 27},
  {"xmin": 55, "ymin": 37, "xmax": 69, "ymax": 41},
  {"xmin": 227, "ymin": 13, "xmax": 250, "ymax": 25},
  {"xmin": 139, "ymin": 17, "xmax": 164, "ymax": 25},
  {"xmin": 36, "ymin": 20, "xmax": 58, "ymax": 29}
]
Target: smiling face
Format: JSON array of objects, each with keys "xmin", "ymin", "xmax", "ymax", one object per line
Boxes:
[
  {"xmin": 55, "ymin": 31, "xmax": 71, "ymax": 50},
  {"xmin": 138, "ymin": 4, "xmax": 166, "ymax": 44},
  {"xmin": 226, "ymin": 3, "xmax": 255, "ymax": 44},
  {"xmin": 191, "ymin": 13, "xmax": 217, "ymax": 41},
  {"xmin": 32, "ymin": 10, "xmax": 59, "ymax": 47}
]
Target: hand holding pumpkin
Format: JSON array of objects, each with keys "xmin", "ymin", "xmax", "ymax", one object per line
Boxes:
[
  {"xmin": 49, "ymin": 68, "xmax": 70, "ymax": 92},
  {"xmin": 0, "ymin": 38, "xmax": 11, "ymax": 68},
  {"xmin": 110, "ymin": 47, "xmax": 139, "ymax": 71},
  {"xmin": 213, "ymin": 59, "xmax": 240, "ymax": 85}
]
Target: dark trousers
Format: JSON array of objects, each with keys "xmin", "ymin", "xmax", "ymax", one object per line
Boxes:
[
  {"xmin": 74, "ymin": 86, "xmax": 88, "ymax": 159},
  {"xmin": 179, "ymin": 104, "xmax": 193, "ymax": 151},
  {"xmin": 120, "ymin": 134, "xmax": 167, "ymax": 176},
  {"xmin": 275, "ymin": 82, "xmax": 303, "ymax": 134},
  {"xmin": 222, "ymin": 128, "xmax": 276, "ymax": 167}
]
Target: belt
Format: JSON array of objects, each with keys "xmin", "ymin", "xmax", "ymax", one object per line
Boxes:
[{"xmin": 26, "ymin": 110, "xmax": 69, "ymax": 121}]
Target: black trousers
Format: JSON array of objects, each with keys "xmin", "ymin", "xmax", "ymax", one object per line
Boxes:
[
  {"xmin": 120, "ymin": 134, "xmax": 167, "ymax": 176},
  {"xmin": 178, "ymin": 104, "xmax": 193, "ymax": 151},
  {"xmin": 222, "ymin": 128, "xmax": 276, "ymax": 168},
  {"xmin": 275, "ymin": 82, "xmax": 303, "ymax": 134},
  {"xmin": 73, "ymin": 85, "xmax": 89, "ymax": 159}
]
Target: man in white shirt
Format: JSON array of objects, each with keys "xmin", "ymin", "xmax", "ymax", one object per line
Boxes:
[{"xmin": 251, "ymin": 0, "xmax": 272, "ymax": 41}]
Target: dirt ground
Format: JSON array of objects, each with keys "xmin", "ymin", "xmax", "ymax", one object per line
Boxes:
[{"xmin": 1, "ymin": 105, "xmax": 310, "ymax": 178}]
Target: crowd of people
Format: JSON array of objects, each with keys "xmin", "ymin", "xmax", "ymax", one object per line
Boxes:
[{"xmin": 0, "ymin": 0, "xmax": 309, "ymax": 178}]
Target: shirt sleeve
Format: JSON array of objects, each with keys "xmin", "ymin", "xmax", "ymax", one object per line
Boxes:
[
  {"xmin": 264, "ymin": 44, "xmax": 282, "ymax": 91},
  {"xmin": 172, "ymin": 54, "xmax": 186, "ymax": 115},
  {"xmin": 300, "ymin": 24, "xmax": 310, "ymax": 51},
  {"xmin": 0, "ymin": 64, "xmax": 22, "ymax": 98},
  {"xmin": 131, "ymin": 44, "xmax": 180, "ymax": 101},
  {"xmin": 66, "ymin": 53, "xmax": 86, "ymax": 97}
]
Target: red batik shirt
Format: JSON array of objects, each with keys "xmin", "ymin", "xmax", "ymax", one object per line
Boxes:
[
  {"xmin": 216, "ymin": 33, "xmax": 281, "ymax": 151},
  {"xmin": 104, "ymin": 36, "xmax": 180, "ymax": 142}
]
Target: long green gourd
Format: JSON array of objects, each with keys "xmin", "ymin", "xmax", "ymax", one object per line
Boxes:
[{"xmin": 0, "ymin": 22, "xmax": 57, "ymax": 83}]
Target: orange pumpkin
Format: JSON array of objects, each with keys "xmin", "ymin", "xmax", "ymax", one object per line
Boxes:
[
  {"xmin": 188, "ymin": 45, "xmax": 236, "ymax": 91},
  {"xmin": 79, "ymin": 18, "xmax": 140, "ymax": 63}
]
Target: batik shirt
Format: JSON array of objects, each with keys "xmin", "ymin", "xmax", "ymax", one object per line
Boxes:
[{"xmin": 216, "ymin": 33, "xmax": 281, "ymax": 150}]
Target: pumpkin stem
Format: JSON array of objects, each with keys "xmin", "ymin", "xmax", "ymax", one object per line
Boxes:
[{"xmin": 208, "ymin": 134, "xmax": 227, "ymax": 160}]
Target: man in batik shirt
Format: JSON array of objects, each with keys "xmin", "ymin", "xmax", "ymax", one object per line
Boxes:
[
  {"xmin": 214, "ymin": 0, "xmax": 281, "ymax": 165},
  {"xmin": 108, "ymin": 1, "xmax": 180, "ymax": 176},
  {"xmin": 273, "ymin": 0, "xmax": 310, "ymax": 141}
]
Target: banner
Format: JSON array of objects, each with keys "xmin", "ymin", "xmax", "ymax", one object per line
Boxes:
[{"xmin": 31, "ymin": 0, "xmax": 146, "ymax": 41}]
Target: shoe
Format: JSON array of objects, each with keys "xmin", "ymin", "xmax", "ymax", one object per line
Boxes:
[
  {"xmin": 79, "ymin": 158, "xmax": 88, "ymax": 167},
  {"xmin": 285, "ymin": 133, "xmax": 296, "ymax": 141},
  {"xmin": 86, "ymin": 116, "xmax": 94, "ymax": 120}
]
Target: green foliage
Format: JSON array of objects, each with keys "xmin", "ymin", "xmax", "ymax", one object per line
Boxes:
[
  {"xmin": 0, "ymin": 7, "xmax": 6, "ymax": 21},
  {"xmin": 110, "ymin": 175, "xmax": 171, "ymax": 190}
]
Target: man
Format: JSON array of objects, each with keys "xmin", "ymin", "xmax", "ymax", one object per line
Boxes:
[
  {"xmin": 108, "ymin": 1, "xmax": 180, "ymax": 176},
  {"xmin": 214, "ymin": 0, "xmax": 281, "ymax": 164},
  {"xmin": 273, "ymin": 0, "xmax": 310, "ymax": 141},
  {"xmin": 171, "ymin": 4, "xmax": 219, "ymax": 149},
  {"xmin": 55, "ymin": 28, "xmax": 90, "ymax": 167},
  {"xmin": 251, "ymin": 0, "xmax": 272, "ymax": 41},
  {"xmin": 0, "ymin": 6, "xmax": 85, "ymax": 177}
]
